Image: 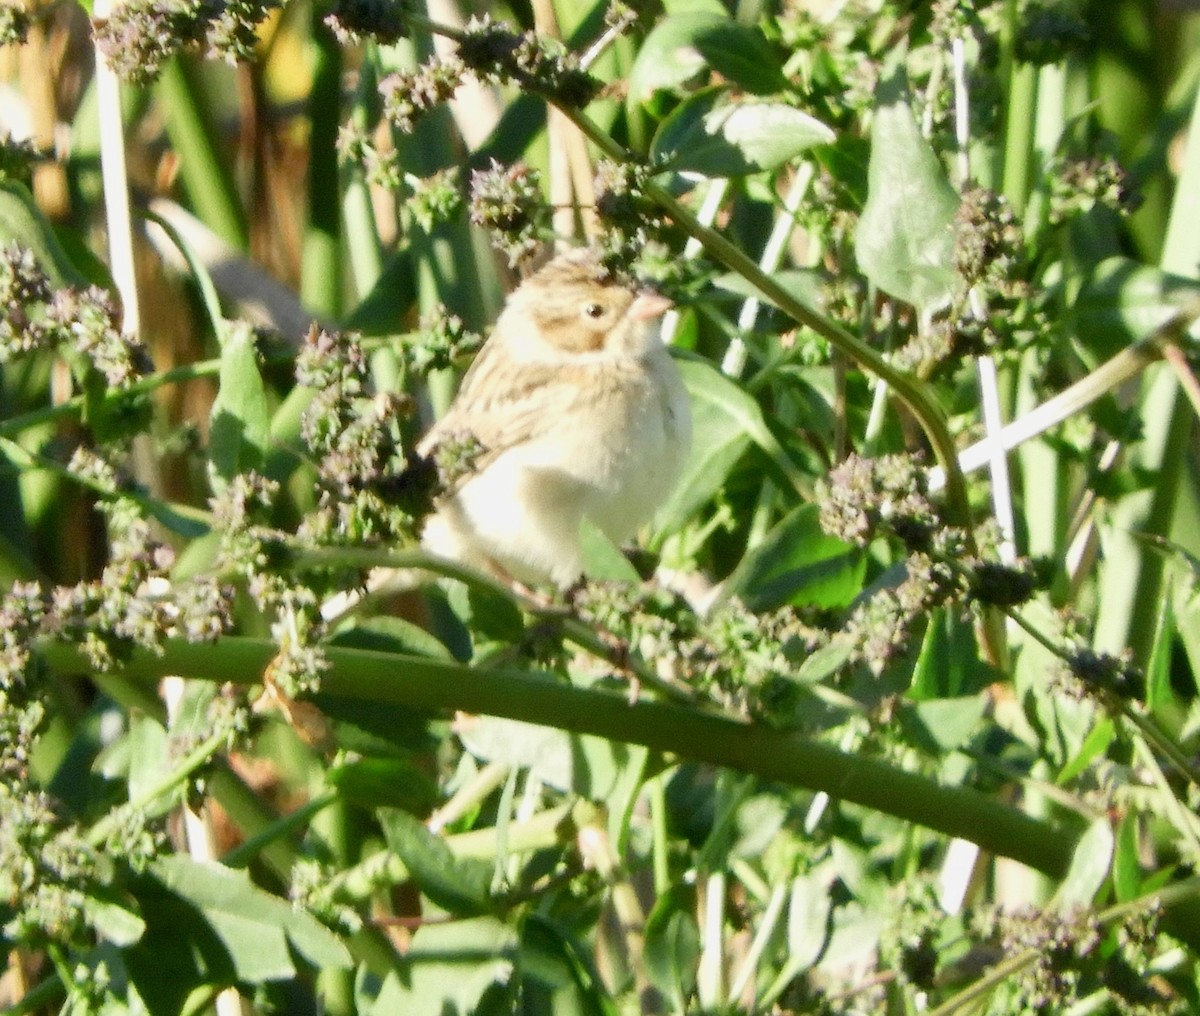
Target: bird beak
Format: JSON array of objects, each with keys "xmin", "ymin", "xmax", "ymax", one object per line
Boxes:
[{"xmin": 629, "ymin": 290, "xmax": 674, "ymax": 321}]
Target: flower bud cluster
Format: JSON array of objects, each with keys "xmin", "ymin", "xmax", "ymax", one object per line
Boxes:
[{"xmin": 92, "ymin": 0, "xmax": 278, "ymax": 83}]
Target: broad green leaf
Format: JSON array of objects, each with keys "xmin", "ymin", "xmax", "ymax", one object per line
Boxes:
[
  {"xmin": 1173, "ymin": 564, "xmax": 1200, "ymax": 697},
  {"xmin": 458, "ymin": 715, "xmax": 636, "ymax": 799},
  {"xmin": 329, "ymin": 616, "xmax": 453, "ymax": 661},
  {"xmin": 909, "ymin": 608, "xmax": 995, "ymax": 699},
  {"xmin": 1112, "ymin": 813, "xmax": 1142, "ymax": 903},
  {"xmin": 720, "ymin": 503, "xmax": 864, "ymax": 611},
  {"xmin": 520, "ymin": 914, "xmax": 614, "ymax": 1016},
  {"xmin": 784, "ymin": 874, "xmax": 831, "ymax": 975},
  {"xmin": 651, "ymin": 87, "xmax": 834, "ymax": 177},
  {"xmin": 656, "ymin": 357, "xmax": 805, "ymax": 532},
  {"xmin": 1054, "ymin": 818, "xmax": 1114, "ymax": 910},
  {"xmin": 662, "ymin": 0, "xmax": 726, "ymax": 14},
  {"xmin": 792, "ymin": 640, "xmax": 854, "ymax": 684},
  {"xmin": 376, "ymin": 916, "xmax": 519, "ymax": 1015},
  {"xmin": 82, "ymin": 891, "xmax": 146, "ymax": 947},
  {"xmin": 855, "ymin": 69, "xmax": 959, "ymax": 311},
  {"xmin": 328, "ymin": 755, "xmax": 440, "ymax": 812},
  {"xmin": 465, "ymin": 583, "xmax": 526, "ymax": 643},
  {"xmin": 819, "ymin": 901, "xmax": 883, "ymax": 973},
  {"xmin": 208, "ymin": 321, "xmax": 271, "ymax": 488},
  {"xmin": 579, "ymin": 518, "xmax": 642, "ymax": 582},
  {"xmin": 643, "ymin": 884, "xmax": 700, "ymax": 1011},
  {"xmin": 711, "ymin": 267, "xmax": 828, "ymax": 311},
  {"xmin": 897, "ymin": 696, "xmax": 988, "ymax": 755},
  {"xmin": 1055, "ymin": 717, "xmax": 1115, "ymax": 786},
  {"xmin": 92, "ymin": 714, "xmax": 178, "ymax": 815},
  {"xmin": 731, "ymin": 794, "xmax": 787, "ymax": 859},
  {"xmin": 125, "ymin": 856, "xmax": 349, "ymax": 1012},
  {"xmin": 1069, "ymin": 256, "xmax": 1200, "ymax": 363},
  {"xmin": 0, "ymin": 180, "xmax": 89, "ymax": 287},
  {"xmin": 629, "ymin": 13, "xmax": 787, "ymax": 102},
  {"xmin": 379, "ymin": 808, "xmax": 494, "ymax": 916}
]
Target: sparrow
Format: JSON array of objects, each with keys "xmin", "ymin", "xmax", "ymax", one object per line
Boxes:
[{"xmin": 418, "ymin": 248, "xmax": 692, "ymax": 587}]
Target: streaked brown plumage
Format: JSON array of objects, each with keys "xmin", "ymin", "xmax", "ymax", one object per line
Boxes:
[{"xmin": 419, "ymin": 248, "xmax": 691, "ymax": 586}]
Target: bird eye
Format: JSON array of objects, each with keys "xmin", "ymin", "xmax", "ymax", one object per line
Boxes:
[{"xmin": 583, "ymin": 302, "xmax": 606, "ymax": 319}]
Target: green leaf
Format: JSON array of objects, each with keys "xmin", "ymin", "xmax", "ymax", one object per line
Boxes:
[
  {"xmin": 643, "ymin": 884, "xmax": 700, "ymax": 1010},
  {"xmin": 1069, "ymin": 256, "xmax": 1200, "ymax": 363},
  {"xmin": 897, "ymin": 696, "xmax": 988, "ymax": 755},
  {"xmin": 1112, "ymin": 813, "xmax": 1142, "ymax": 902},
  {"xmin": 125, "ymin": 856, "xmax": 349, "ymax": 1013},
  {"xmin": 328, "ymin": 755, "xmax": 440, "ymax": 812},
  {"xmin": 379, "ymin": 808, "xmax": 494, "ymax": 916},
  {"xmin": 1056, "ymin": 717, "xmax": 1115, "ymax": 786},
  {"xmin": 720, "ymin": 503, "xmax": 864, "ymax": 611},
  {"xmin": 0, "ymin": 180, "xmax": 89, "ymax": 287},
  {"xmin": 144, "ymin": 207, "xmax": 226, "ymax": 335},
  {"xmin": 520, "ymin": 914, "xmax": 614, "ymax": 1016},
  {"xmin": 651, "ymin": 87, "xmax": 834, "ymax": 177},
  {"xmin": 329, "ymin": 616, "xmax": 453, "ymax": 661},
  {"xmin": 1054, "ymin": 818, "xmax": 1114, "ymax": 910},
  {"xmin": 373, "ymin": 917, "xmax": 519, "ymax": 1016},
  {"xmin": 909, "ymin": 609, "xmax": 995, "ymax": 700},
  {"xmin": 711, "ymin": 267, "xmax": 828, "ymax": 311},
  {"xmin": 579, "ymin": 518, "xmax": 642, "ymax": 582},
  {"xmin": 208, "ymin": 321, "xmax": 271, "ymax": 488},
  {"xmin": 656, "ymin": 357, "xmax": 805, "ymax": 532},
  {"xmin": 629, "ymin": 13, "xmax": 787, "ymax": 102},
  {"xmin": 793, "ymin": 640, "xmax": 854, "ymax": 684},
  {"xmin": 458, "ymin": 714, "xmax": 636, "ymax": 800},
  {"xmin": 784, "ymin": 873, "xmax": 831, "ymax": 974},
  {"xmin": 855, "ymin": 69, "xmax": 959, "ymax": 311},
  {"xmin": 82, "ymin": 891, "xmax": 146, "ymax": 947},
  {"xmin": 1173, "ymin": 564, "xmax": 1200, "ymax": 698}
]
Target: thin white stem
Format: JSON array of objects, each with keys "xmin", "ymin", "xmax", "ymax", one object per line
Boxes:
[
  {"xmin": 91, "ymin": 5, "xmax": 140, "ymax": 337},
  {"xmin": 951, "ymin": 36, "xmax": 971, "ymax": 185},
  {"xmin": 726, "ymin": 881, "xmax": 787, "ymax": 1005},
  {"xmin": 661, "ymin": 179, "xmax": 729, "ymax": 343},
  {"xmin": 696, "ymin": 870, "xmax": 726, "ymax": 1009},
  {"xmin": 722, "ymin": 163, "xmax": 815, "ymax": 378},
  {"xmin": 928, "ymin": 340, "xmax": 1162, "ymax": 492}
]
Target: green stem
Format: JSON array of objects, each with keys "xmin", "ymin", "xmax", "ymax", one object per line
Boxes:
[
  {"xmin": 85, "ymin": 725, "xmax": 231, "ymax": 848},
  {"xmin": 41, "ymin": 636, "xmax": 1078, "ymax": 877},
  {"xmin": 156, "ymin": 57, "xmax": 249, "ymax": 251},
  {"xmin": 219, "ymin": 784, "xmax": 338, "ymax": 872},
  {"xmin": 0, "ymin": 436, "xmax": 212, "ymax": 528},
  {"xmin": 300, "ymin": 12, "xmax": 344, "ymax": 320}
]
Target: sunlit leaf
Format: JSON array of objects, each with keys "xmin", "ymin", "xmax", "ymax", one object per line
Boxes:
[
  {"xmin": 458, "ymin": 715, "xmax": 636, "ymax": 800},
  {"xmin": 656, "ymin": 357, "xmax": 805, "ymax": 532},
  {"xmin": 720, "ymin": 503, "xmax": 863, "ymax": 611},
  {"xmin": 1069, "ymin": 256, "xmax": 1200, "ymax": 362},
  {"xmin": 0, "ymin": 180, "xmax": 90, "ymax": 287},
  {"xmin": 1054, "ymin": 818, "xmax": 1114, "ymax": 910},
  {"xmin": 208, "ymin": 321, "xmax": 270, "ymax": 488},
  {"xmin": 124, "ymin": 856, "xmax": 349, "ymax": 1013},
  {"xmin": 379, "ymin": 808, "xmax": 494, "ymax": 916},
  {"xmin": 629, "ymin": 12, "xmax": 787, "ymax": 102},
  {"xmin": 644, "ymin": 885, "xmax": 700, "ymax": 1010},
  {"xmin": 855, "ymin": 69, "xmax": 959, "ymax": 310},
  {"xmin": 651, "ymin": 87, "xmax": 834, "ymax": 177},
  {"xmin": 371, "ymin": 917, "xmax": 519, "ymax": 1015}
]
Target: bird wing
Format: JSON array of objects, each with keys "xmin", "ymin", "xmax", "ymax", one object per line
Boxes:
[{"xmin": 417, "ymin": 341, "xmax": 593, "ymax": 469}]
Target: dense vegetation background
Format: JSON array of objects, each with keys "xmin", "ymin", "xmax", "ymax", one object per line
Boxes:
[{"xmin": 2, "ymin": 0, "xmax": 1200, "ymax": 1012}]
